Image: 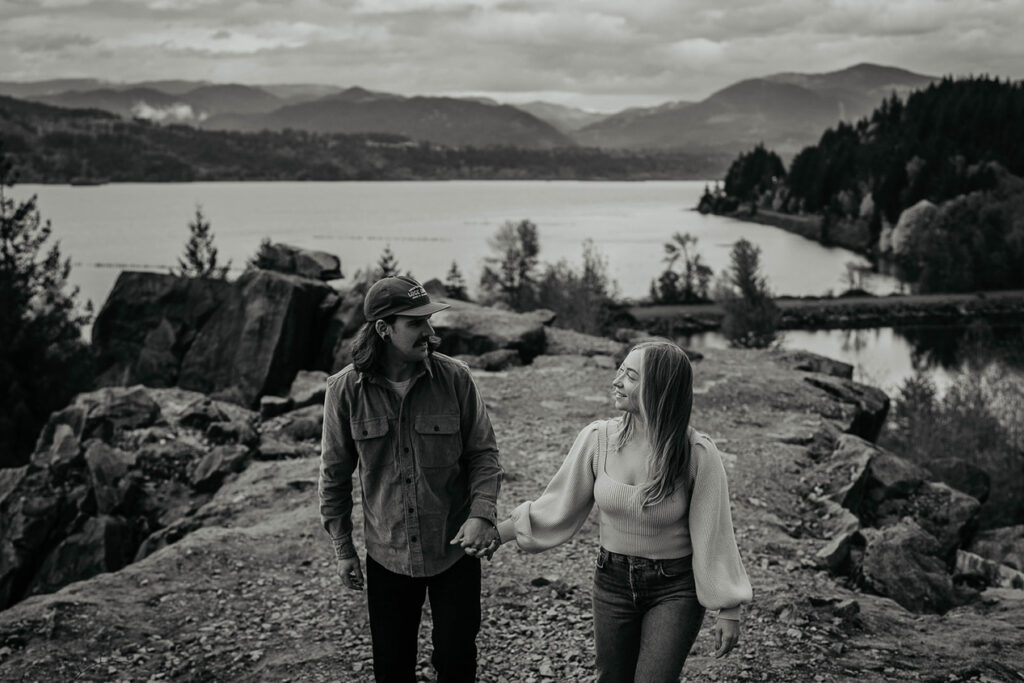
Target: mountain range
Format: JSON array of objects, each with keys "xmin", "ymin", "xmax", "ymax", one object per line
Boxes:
[{"xmin": 0, "ymin": 63, "xmax": 937, "ymax": 156}]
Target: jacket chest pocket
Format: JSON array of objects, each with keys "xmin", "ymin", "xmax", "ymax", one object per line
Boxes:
[
  {"xmin": 414, "ymin": 414, "xmax": 461, "ymax": 468},
  {"xmin": 351, "ymin": 416, "xmax": 391, "ymax": 470}
]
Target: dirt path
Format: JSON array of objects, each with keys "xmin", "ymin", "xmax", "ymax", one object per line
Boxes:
[{"xmin": 0, "ymin": 350, "xmax": 1022, "ymax": 682}]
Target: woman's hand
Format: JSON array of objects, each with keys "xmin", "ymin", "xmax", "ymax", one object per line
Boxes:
[{"xmin": 713, "ymin": 617, "xmax": 740, "ymax": 658}]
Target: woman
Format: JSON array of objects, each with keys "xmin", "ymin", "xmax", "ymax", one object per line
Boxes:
[{"xmin": 492, "ymin": 338, "xmax": 751, "ymax": 682}]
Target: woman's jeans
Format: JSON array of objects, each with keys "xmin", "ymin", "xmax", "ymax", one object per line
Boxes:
[{"xmin": 592, "ymin": 547, "xmax": 705, "ymax": 683}]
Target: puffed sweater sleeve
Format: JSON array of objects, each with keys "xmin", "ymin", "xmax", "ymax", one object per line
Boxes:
[
  {"xmin": 688, "ymin": 434, "xmax": 753, "ymax": 620},
  {"xmin": 497, "ymin": 421, "xmax": 600, "ymax": 553}
]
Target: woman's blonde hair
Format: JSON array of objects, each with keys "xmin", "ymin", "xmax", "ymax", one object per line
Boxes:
[{"xmin": 619, "ymin": 338, "xmax": 695, "ymax": 506}]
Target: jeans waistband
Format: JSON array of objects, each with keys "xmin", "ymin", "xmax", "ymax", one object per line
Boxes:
[{"xmin": 599, "ymin": 547, "xmax": 693, "ymax": 568}]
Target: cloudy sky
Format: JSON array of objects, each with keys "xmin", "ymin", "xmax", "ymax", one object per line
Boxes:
[{"xmin": 2, "ymin": 0, "xmax": 1022, "ymax": 111}]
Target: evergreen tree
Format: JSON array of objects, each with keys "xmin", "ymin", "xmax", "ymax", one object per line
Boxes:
[
  {"xmin": 479, "ymin": 219, "xmax": 539, "ymax": 311},
  {"xmin": 723, "ymin": 144, "xmax": 787, "ymax": 203},
  {"xmin": 176, "ymin": 205, "xmax": 230, "ymax": 279},
  {"xmin": 376, "ymin": 245, "xmax": 400, "ymax": 279},
  {"xmin": 718, "ymin": 239, "xmax": 781, "ymax": 348},
  {"xmin": 444, "ymin": 260, "xmax": 469, "ymax": 300},
  {"xmin": 0, "ymin": 142, "xmax": 94, "ymax": 466}
]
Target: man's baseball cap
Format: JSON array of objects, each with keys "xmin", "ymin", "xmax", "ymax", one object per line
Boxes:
[{"xmin": 364, "ymin": 275, "xmax": 451, "ymax": 321}]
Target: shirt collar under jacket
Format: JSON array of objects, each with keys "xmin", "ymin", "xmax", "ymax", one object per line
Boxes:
[{"xmin": 354, "ymin": 354, "xmax": 436, "ymax": 387}]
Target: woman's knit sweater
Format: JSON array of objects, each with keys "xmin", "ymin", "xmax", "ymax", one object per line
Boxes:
[{"xmin": 497, "ymin": 418, "xmax": 752, "ymax": 619}]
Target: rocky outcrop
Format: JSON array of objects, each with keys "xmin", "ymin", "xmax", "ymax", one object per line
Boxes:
[
  {"xmin": 178, "ymin": 270, "xmax": 336, "ymax": 405},
  {"xmin": 91, "ymin": 273, "xmax": 232, "ymax": 388},
  {"xmin": 806, "ymin": 433, "xmax": 987, "ymax": 613},
  {"xmin": 94, "ymin": 270, "xmax": 337, "ymax": 407},
  {"xmin": 0, "ymin": 385, "xmax": 272, "ymax": 610}
]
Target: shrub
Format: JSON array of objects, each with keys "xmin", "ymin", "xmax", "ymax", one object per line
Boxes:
[
  {"xmin": 881, "ymin": 371, "xmax": 1024, "ymax": 529},
  {"xmin": 536, "ymin": 239, "xmax": 617, "ymax": 336}
]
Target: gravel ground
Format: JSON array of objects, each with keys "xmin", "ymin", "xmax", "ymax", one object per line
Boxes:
[{"xmin": 0, "ymin": 349, "xmax": 1022, "ymax": 682}]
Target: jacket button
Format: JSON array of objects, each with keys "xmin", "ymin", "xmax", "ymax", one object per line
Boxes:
[
  {"xmin": 434, "ymin": 425, "xmax": 439, "ymax": 432},
  {"xmin": 362, "ymin": 430, "xmax": 368, "ymax": 436},
  {"xmin": 411, "ymin": 536, "xmax": 417, "ymax": 543}
]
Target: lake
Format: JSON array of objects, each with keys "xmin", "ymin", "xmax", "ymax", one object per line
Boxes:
[
  {"xmin": 15, "ymin": 180, "xmax": 899, "ymax": 312},
  {"xmin": 28, "ymin": 179, "xmax": 1001, "ymax": 395}
]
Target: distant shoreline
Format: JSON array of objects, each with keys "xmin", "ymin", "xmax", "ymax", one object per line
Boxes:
[{"xmin": 628, "ymin": 290, "xmax": 1024, "ymax": 334}]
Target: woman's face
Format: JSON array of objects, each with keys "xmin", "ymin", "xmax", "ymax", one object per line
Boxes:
[{"xmin": 612, "ymin": 348, "xmax": 643, "ymax": 415}]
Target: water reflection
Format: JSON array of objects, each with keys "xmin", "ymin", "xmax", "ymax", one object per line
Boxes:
[{"xmin": 680, "ymin": 323, "xmax": 1024, "ymax": 396}]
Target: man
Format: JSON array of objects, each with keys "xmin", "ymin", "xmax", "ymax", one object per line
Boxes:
[{"xmin": 319, "ymin": 275, "xmax": 502, "ymax": 683}]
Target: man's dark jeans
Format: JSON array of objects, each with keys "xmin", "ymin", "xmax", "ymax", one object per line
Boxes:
[
  {"xmin": 366, "ymin": 554, "xmax": 481, "ymax": 683},
  {"xmin": 592, "ymin": 547, "xmax": 705, "ymax": 683}
]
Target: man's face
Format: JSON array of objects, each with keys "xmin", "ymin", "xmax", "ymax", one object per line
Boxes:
[{"xmin": 386, "ymin": 315, "xmax": 435, "ymax": 364}]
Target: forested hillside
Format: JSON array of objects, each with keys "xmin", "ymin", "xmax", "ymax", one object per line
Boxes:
[
  {"xmin": 0, "ymin": 95, "xmax": 728, "ymax": 182},
  {"xmin": 719, "ymin": 77, "xmax": 1024, "ymax": 292}
]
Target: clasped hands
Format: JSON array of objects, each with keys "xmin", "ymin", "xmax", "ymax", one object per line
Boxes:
[{"xmin": 449, "ymin": 516, "xmax": 501, "ymax": 560}]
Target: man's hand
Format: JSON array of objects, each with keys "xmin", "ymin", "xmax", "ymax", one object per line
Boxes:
[
  {"xmin": 336, "ymin": 557, "xmax": 364, "ymax": 591},
  {"xmin": 713, "ymin": 617, "xmax": 740, "ymax": 658},
  {"xmin": 449, "ymin": 517, "xmax": 500, "ymax": 560}
]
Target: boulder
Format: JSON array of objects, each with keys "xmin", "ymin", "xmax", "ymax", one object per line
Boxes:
[
  {"xmin": 320, "ymin": 287, "xmax": 367, "ymax": 371},
  {"xmin": 803, "ymin": 375, "xmax": 890, "ymax": 442},
  {"xmin": 45, "ymin": 386, "xmax": 163, "ymax": 445},
  {"xmin": 813, "ymin": 434, "xmax": 875, "ymax": 514},
  {"xmin": 864, "ymin": 451, "xmax": 930, "ymax": 506},
  {"xmin": 543, "ymin": 326, "xmax": 626, "ymax": 357},
  {"xmin": 84, "ymin": 441, "xmax": 136, "ymax": 514},
  {"xmin": 456, "ymin": 350, "xmax": 523, "ymax": 372},
  {"xmin": 261, "ymin": 404, "xmax": 324, "ymax": 443},
  {"xmin": 927, "ymin": 457, "xmax": 991, "ymax": 504},
  {"xmin": 875, "ymin": 482, "xmax": 980, "ymax": 558},
  {"xmin": 254, "ymin": 438, "xmax": 310, "ymax": 461},
  {"xmin": 26, "ymin": 515, "xmax": 136, "ymax": 598},
  {"xmin": 859, "ymin": 518, "xmax": 967, "ymax": 613},
  {"xmin": 254, "ymin": 242, "xmax": 342, "ymax": 281},
  {"xmin": 178, "ymin": 396, "xmax": 230, "ymax": 431},
  {"xmin": 430, "ymin": 299, "xmax": 549, "ymax": 362},
  {"xmin": 815, "ymin": 530, "xmax": 863, "ymax": 573},
  {"xmin": 954, "ymin": 550, "xmax": 1024, "ymax": 590},
  {"xmin": 968, "ymin": 525, "xmax": 1024, "ymax": 572},
  {"xmin": 178, "ymin": 269, "xmax": 336, "ymax": 406},
  {"xmin": 815, "ymin": 496, "xmax": 862, "ymax": 538},
  {"xmin": 779, "ymin": 350, "xmax": 854, "ymax": 379},
  {"xmin": 205, "ymin": 419, "xmax": 259, "ymax": 447},
  {"xmin": 190, "ymin": 445, "xmax": 251, "ymax": 492},
  {"xmin": 135, "ymin": 441, "xmax": 202, "ymax": 484},
  {"xmin": 29, "ymin": 423, "xmax": 82, "ymax": 477},
  {"xmin": 289, "ymin": 370, "xmax": 328, "ymax": 410},
  {"xmin": 92, "ymin": 272, "xmax": 231, "ymax": 388},
  {"xmin": 260, "ymin": 395, "xmax": 294, "ymax": 421}
]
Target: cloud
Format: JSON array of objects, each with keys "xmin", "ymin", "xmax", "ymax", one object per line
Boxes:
[
  {"xmin": 0, "ymin": 0, "xmax": 1021, "ymax": 110},
  {"xmin": 131, "ymin": 101, "xmax": 203, "ymax": 122}
]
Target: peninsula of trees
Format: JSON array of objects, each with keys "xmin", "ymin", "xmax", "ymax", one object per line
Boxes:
[{"xmin": 709, "ymin": 77, "xmax": 1024, "ymax": 293}]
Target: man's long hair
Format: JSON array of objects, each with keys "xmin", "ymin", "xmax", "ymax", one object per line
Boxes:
[
  {"xmin": 350, "ymin": 317, "xmax": 441, "ymax": 374},
  {"xmin": 619, "ymin": 338, "xmax": 695, "ymax": 507},
  {"xmin": 350, "ymin": 318, "xmax": 394, "ymax": 374}
]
